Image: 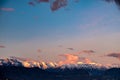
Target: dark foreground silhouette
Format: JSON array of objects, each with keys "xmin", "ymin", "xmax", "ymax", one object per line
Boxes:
[{"xmin": 0, "ymin": 66, "xmax": 120, "ymax": 80}]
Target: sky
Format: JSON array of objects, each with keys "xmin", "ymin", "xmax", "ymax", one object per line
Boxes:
[{"xmin": 0, "ymin": 0, "xmax": 120, "ymax": 65}]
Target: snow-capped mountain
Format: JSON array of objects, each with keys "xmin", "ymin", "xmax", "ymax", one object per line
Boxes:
[
  {"xmin": 0, "ymin": 57, "xmax": 119, "ymax": 69},
  {"xmin": 0, "ymin": 58, "xmax": 23, "ymax": 66},
  {"xmin": 0, "ymin": 57, "xmax": 58, "ymax": 69}
]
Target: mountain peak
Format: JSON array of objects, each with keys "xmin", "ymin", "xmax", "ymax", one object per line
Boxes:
[{"xmin": 0, "ymin": 57, "xmax": 120, "ymax": 69}]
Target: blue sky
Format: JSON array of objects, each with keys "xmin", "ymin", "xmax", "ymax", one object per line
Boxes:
[{"xmin": 0, "ymin": 0, "xmax": 120, "ymax": 64}]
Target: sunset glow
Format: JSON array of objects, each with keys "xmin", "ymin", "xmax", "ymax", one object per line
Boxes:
[{"xmin": 0, "ymin": 0, "xmax": 120, "ymax": 66}]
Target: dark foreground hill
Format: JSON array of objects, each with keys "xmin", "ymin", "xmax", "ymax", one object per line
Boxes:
[{"xmin": 0, "ymin": 66, "xmax": 120, "ymax": 80}]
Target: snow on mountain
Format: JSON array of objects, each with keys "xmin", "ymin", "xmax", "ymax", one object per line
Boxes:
[
  {"xmin": 0, "ymin": 57, "xmax": 58, "ymax": 69},
  {"xmin": 0, "ymin": 57, "xmax": 119, "ymax": 69}
]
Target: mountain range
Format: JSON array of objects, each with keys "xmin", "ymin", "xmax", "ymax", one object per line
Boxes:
[
  {"xmin": 1, "ymin": 56, "xmax": 119, "ymax": 69},
  {"xmin": 0, "ymin": 57, "xmax": 120, "ymax": 80}
]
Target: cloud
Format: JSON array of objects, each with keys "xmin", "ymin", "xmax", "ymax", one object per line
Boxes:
[
  {"xmin": 105, "ymin": 0, "xmax": 120, "ymax": 7},
  {"xmin": 58, "ymin": 54, "xmax": 79, "ymax": 65},
  {"xmin": 78, "ymin": 57, "xmax": 93, "ymax": 64},
  {"xmin": 57, "ymin": 50, "xmax": 95, "ymax": 65},
  {"xmin": 67, "ymin": 48, "xmax": 74, "ymax": 50},
  {"xmin": 28, "ymin": 2, "xmax": 35, "ymax": 6},
  {"xmin": 50, "ymin": 0, "xmax": 67, "ymax": 11},
  {"xmin": 28, "ymin": 0, "xmax": 76, "ymax": 11},
  {"xmin": 107, "ymin": 53, "xmax": 120, "ymax": 60},
  {"xmin": 78, "ymin": 50, "xmax": 95, "ymax": 54},
  {"xmin": 58, "ymin": 53, "xmax": 94, "ymax": 65},
  {"xmin": 36, "ymin": 0, "xmax": 49, "ymax": 3},
  {"xmin": 0, "ymin": 45, "xmax": 5, "ymax": 48},
  {"xmin": 28, "ymin": 0, "xmax": 120, "ymax": 11},
  {"xmin": 0, "ymin": 8, "xmax": 14, "ymax": 11},
  {"xmin": 82, "ymin": 50, "xmax": 95, "ymax": 53}
]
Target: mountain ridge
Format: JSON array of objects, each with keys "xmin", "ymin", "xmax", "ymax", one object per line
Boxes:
[
  {"xmin": 0, "ymin": 57, "xmax": 120, "ymax": 80},
  {"xmin": 0, "ymin": 57, "xmax": 120, "ymax": 69},
  {"xmin": 0, "ymin": 65, "xmax": 120, "ymax": 80}
]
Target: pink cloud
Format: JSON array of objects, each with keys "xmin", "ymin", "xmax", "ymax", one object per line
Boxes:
[
  {"xmin": 80, "ymin": 50, "xmax": 95, "ymax": 54},
  {"xmin": 58, "ymin": 54, "xmax": 79, "ymax": 65},
  {"xmin": 77, "ymin": 50, "xmax": 95, "ymax": 55},
  {"xmin": 28, "ymin": 0, "xmax": 79, "ymax": 11},
  {"xmin": 50, "ymin": 0, "xmax": 67, "ymax": 11},
  {"xmin": 0, "ymin": 45, "xmax": 5, "ymax": 48},
  {"xmin": 28, "ymin": 0, "xmax": 120, "ymax": 11},
  {"xmin": 79, "ymin": 57, "xmax": 93, "ymax": 64},
  {"xmin": 107, "ymin": 53, "xmax": 120, "ymax": 60},
  {"xmin": 67, "ymin": 48, "xmax": 74, "ymax": 50},
  {"xmin": 0, "ymin": 8, "xmax": 14, "ymax": 11},
  {"xmin": 58, "ymin": 53, "xmax": 95, "ymax": 65}
]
